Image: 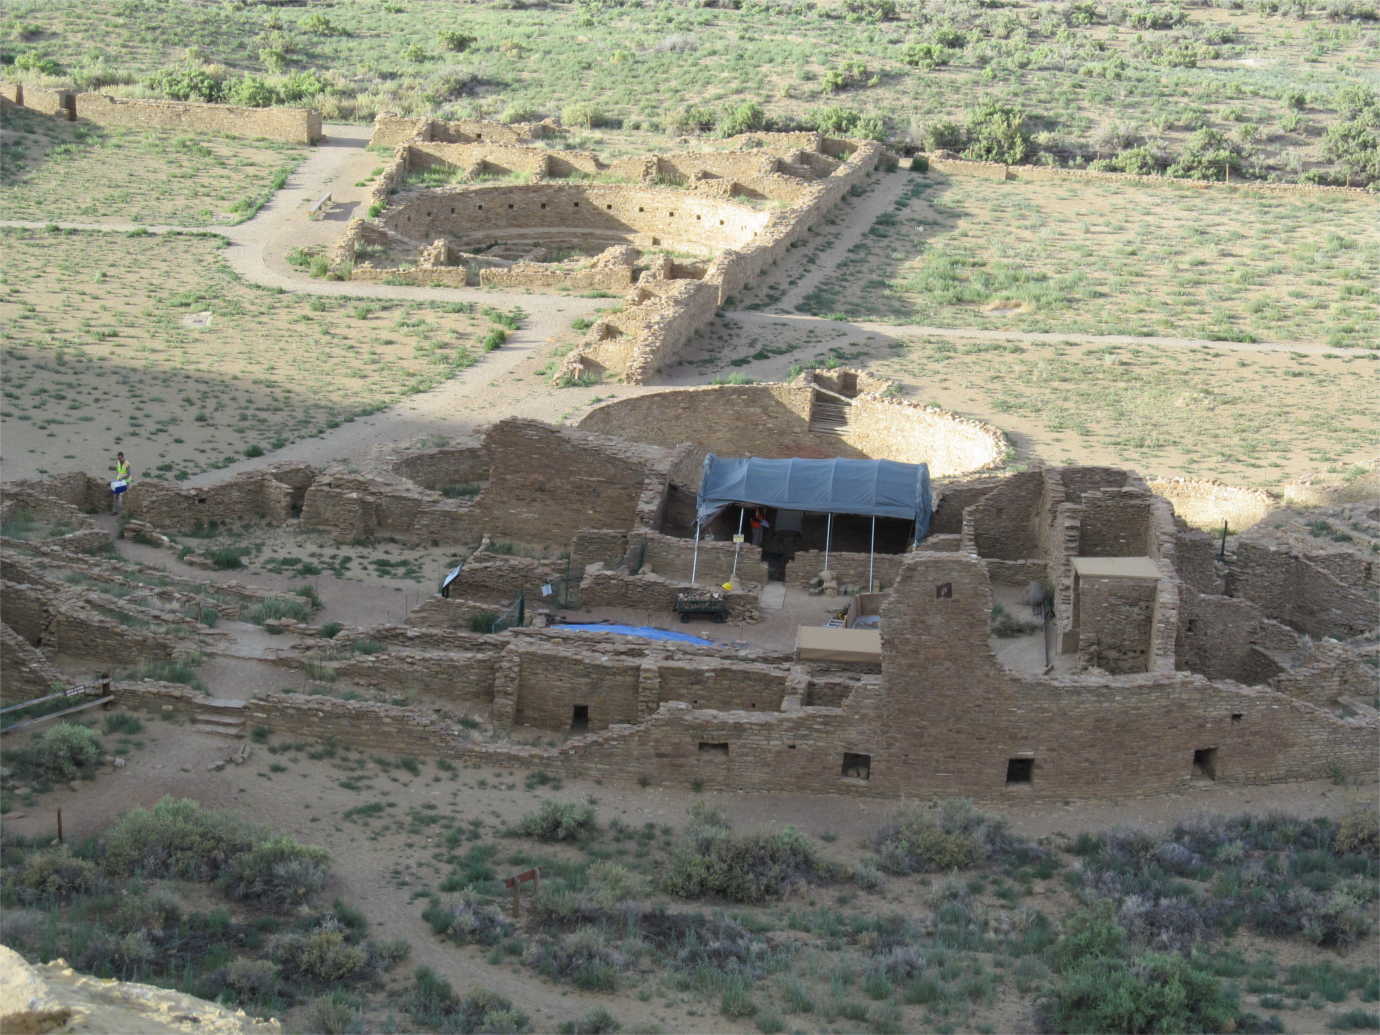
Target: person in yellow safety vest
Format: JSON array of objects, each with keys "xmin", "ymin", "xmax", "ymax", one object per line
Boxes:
[{"xmin": 111, "ymin": 451, "xmax": 131, "ymax": 514}]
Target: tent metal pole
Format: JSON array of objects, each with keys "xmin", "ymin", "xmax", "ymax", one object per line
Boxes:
[
  {"xmin": 690, "ymin": 521, "xmax": 701, "ymax": 585},
  {"xmin": 730, "ymin": 506, "xmax": 745, "ymax": 584},
  {"xmin": 868, "ymin": 515, "xmax": 876, "ymax": 592},
  {"xmin": 824, "ymin": 513, "xmax": 832, "ymax": 574}
]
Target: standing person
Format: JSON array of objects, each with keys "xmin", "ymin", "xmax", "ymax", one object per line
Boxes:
[{"xmin": 111, "ymin": 451, "xmax": 131, "ymax": 514}]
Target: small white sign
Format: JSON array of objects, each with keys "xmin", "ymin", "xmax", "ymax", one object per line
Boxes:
[
  {"xmin": 541, "ymin": 583, "xmax": 554, "ymax": 597},
  {"xmin": 732, "ymin": 534, "xmax": 745, "ymax": 544}
]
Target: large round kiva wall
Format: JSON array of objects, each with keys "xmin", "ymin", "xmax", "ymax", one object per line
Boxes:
[
  {"xmin": 578, "ymin": 380, "xmax": 1009, "ymax": 481},
  {"xmin": 380, "ymin": 184, "xmax": 771, "ymax": 257}
]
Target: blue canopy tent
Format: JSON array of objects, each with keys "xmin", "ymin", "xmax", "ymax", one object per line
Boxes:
[{"xmin": 692, "ymin": 455, "xmax": 933, "ymax": 589}]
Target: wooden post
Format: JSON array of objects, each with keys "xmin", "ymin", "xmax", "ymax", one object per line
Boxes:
[{"xmin": 57, "ymin": 808, "xmax": 63, "ymax": 844}]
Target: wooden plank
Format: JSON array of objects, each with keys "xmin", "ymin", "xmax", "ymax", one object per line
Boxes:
[{"xmin": 1, "ymin": 697, "xmax": 114, "ymax": 735}]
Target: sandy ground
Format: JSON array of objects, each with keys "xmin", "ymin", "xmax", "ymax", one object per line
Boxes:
[
  {"xmin": 5, "ymin": 120, "xmax": 1380, "ymax": 1034},
  {"xmin": 6, "ymin": 711, "xmax": 1376, "ymax": 1035}
]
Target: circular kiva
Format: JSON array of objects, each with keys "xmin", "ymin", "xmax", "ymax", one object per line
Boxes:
[
  {"xmin": 1146, "ymin": 477, "xmax": 1277, "ymax": 533},
  {"xmin": 578, "ymin": 374, "xmax": 1009, "ymax": 481},
  {"xmin": 378, "ymin": 184, "xmax": 770, "ymax": 260}
]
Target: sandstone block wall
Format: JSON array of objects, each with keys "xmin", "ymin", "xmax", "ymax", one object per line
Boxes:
[
  {"xmin": 634, "ymin": 531, "xmax": 770, "ymax": 587},
  {"xmin": 73, "ymin": 92, "xmax": 322, "ymax": 143},
  {"xmin": 1078, "ymin": 489, "xmax": 1154, "ymax": 556},
  {"xmin": 0, "ymin": 621, "xmax": 62, "ymax": 702},
  {"xmin": 463, "ymin": 420, "xmax": 673, "ymax": 548},
  {"xmin": 1227, "ymin": 540, "xmax": 1377, "ymax": 640},
  {"xmin": 129, "ymin": 465, "xmax": 315, "ymax": 533},
  {"xmin": 965, "ymin": 471, "xmax": 1044, "ymax": 560},
  {"xmin": 1, "ymin": 84, "xmax": 322, "ymax": 142}
]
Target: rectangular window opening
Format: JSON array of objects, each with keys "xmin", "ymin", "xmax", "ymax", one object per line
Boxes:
[
  {"xmin": 570, "ymin": 704, "xmax": 589, "ymax": 732},
  {"xmin": 1192, "ymin": 748, "xmax": 1217, "ymax": 781},
  {"xmin": 841, "ymin": 752, "xmax": 871, "ymax": 781},
  {"xmin": 1005, "ymin": 757, "xmax": 1034, "ymax": 785},
  {"xmin": 698, "ymin": 741, "xmax": 729, "ymax": 756}
]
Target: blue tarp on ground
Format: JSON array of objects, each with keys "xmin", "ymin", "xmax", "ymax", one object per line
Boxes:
[
  {"xmin": 696, "ymin": 455, "xmax": 933, "ymax": 542},
  {"xmin": 558, "ymin": 624, "xmax": 717, "ymax": 646}
]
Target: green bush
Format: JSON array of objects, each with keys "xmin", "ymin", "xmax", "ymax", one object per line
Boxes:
[
  {"xmin": 717, "ymin": 101, "xmax": 766, "ymax": 137},
  {"xmin": 209, "ymin": 546, "xmax": 248, "ymax": 570},
  {"xmin": 15, "ymin": 848, "xmax": 105, "ymax": 904},
  {"xmin": 559, "ymin": 1008, "xmax": 620, "ymax": 1034},
  {"xmin": 103, "ymin": 713, "xmax": 144, "ymax": 735},
  {"xmin": 424, "ymin": 889, "xmax": 514, "ymax": 945},
  {"xmin": 223, "ymin": 836, "xmax": 330, "ymax": 907},
  {"xmin": 405, "ymin": 968, "xmax": 531, "ymax": 1034},
  {"xmin": 662, "ymin": 805, "xmax": 833, "ymax": 903},
  {"xmin": 1039, "ymin": 951, "xmax": 1239, "ymax": 1034},
  {"xmin": 243, "ymin": 596, "xmax": 314, "ymax": 626},
  {"xmin": 102, "ymin": 797, "xmax": 258, "ymax": 880},
  {"xmin": 1335, "ymin": 807, "xmax": 1379, "ymax": 858},
  {"xmin": 513, "ymin": 801, "xmax": 598, "ymax": 842},
  {"xmin": 525, "ymin": 926, "xmax": 622, "ymax": 991},
  {"xmin": 12, "ymin": 722, "xmax": 103, "ymax": 784},
  {"xmin": 146, "ymin": 64, "xmax": 224, "ymax": 103},
  {"xmin": 965, "ymin": 103, "xmax": 1031, "ymax": 164},
  {"xmin": 439, "ymin": 30, "xmax": 477, "ymax": 52},
  {"xmin": 271, "ymin": 928, "xmax": 367, "ymax": 982}
]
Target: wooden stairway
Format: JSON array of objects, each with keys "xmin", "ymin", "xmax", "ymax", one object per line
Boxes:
[{"xmin": 809, "ymin": 394, "xmax": 850, "ymax": 436}]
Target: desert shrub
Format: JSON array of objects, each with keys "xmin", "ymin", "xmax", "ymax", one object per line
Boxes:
[
  {"xmin": 1335, "ymin": 808, "xmax": 1379, "ymax": 858},
  {"xmin": 513, "ymin": 801, "xmax": 598, "ymax": 842},
  {"xmin": 439, "ymin": 30, "xmax": 477, "ymax": 52},
  {"xmin": 925, "ymin": 120, "xmax": 966, "ymax": 151},
  {"xmin": 662, "ymin": 805, "xmax": 833, "ymax": 903},
  {"xmin": 304, "ymin": 991, "xmax": 361, "ymax": 1035},
  {"xmin": 424, "ymin": 66, "xmax": 478, "ymax": 104},
  {"xmin": 965, "ymin": 103, "xmax": 1031, "ymax": 164},
  {"xmin": 209, "ymin": 546, "xmax": 248, "ymax": 569},
  {"xmin": 1167, "ymin": 128, "xmax": 1243, "ymax": 179},
  {"xmin": 11, "ymin": 722, "xmax": 103, "ymax": 784},
  {"xmin": 14, "ymin": 848, "xmax": 105, "ymax": 904},
  {"xmin": 102, "ymin": 796, "xmax": 258, "ymax": 880},
  {"xmin": 903, "ymin": 41, "xmax": 955, "ymax": 69},
  {"xmin": 405, "ymin": 968, "xmax": 531, "ymax": 1034},
  {"xmin": 808, "ymin": 105, "xmax": 886, "ymax": 140},
  {"xmin": 871, "ymin": 800, "xmax": 1041, "ymax": 874},
  {"xmin": 481, "ymin": 327, "xmax": 506, "ymax": 351},
  {"xmin": 243, "ymin": 596, "xmax": 313, "ymax": 626},
  {"xmin": 424, "ymin": 889, "xmax": 514, "ymax": 945},
  {"xmin": 146, "ymin": 64, "xmax": 225, "ymax": 103},
  {"xmin": 1330, "ymin": 1011, "xmax": 1380, "ymax": 1030},
  {"xmin": 673, "ymin": 105, "xmax": 717, "ymax": 133},
  {"xmin": 717, "ymin": 101, "xmax": 766, "ymax": 137},
  {"xmin": 271, "ymin": 927, "xmax": 367, "ymax": 983},
  {"xmin": 13, "ymin": 52, "xmax": 63, "ymax": 75},
  {"xmin": 1041, "ymin": 902, "xmax": 1240, "ymax": 1030},
  {"xmin": 585, "ymin": 861, "xmax": 648, "ymax": 908},
  {"xmin": 562, "ymin": 103, "xmax": 605, "ymax": 129},
  {"xmin": 526, "ymin": 927, "xmax": 625, "ymax": 991},
  {"xmin": 222, "ymin": 957, "xmax": 279, "ymax": 999},
  {"xmin": 559, "ymin": 1008, "xmax": 621, "ymax": 1034},
  {"xmin": 222, "ymin": 836, "xmax": 330, "ymax": 906},
  {"xmin": 319, "ymin": 621, "xmax": 344, "ymax": 639}
]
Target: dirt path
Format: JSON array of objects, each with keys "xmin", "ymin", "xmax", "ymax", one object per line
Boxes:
[
  {"xmin": 772, "ymin": 170, "xmax": 915, "ymax": 312},
  {"xmin": 723, "ymin": 310, "xmax": 1355, "ymax": 357}
]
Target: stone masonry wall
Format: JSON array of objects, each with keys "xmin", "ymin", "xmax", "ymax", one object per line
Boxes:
[
  {"xmin": 2, "ymin": 85, "xmax": 321, "ymax": 143},
  {"xmin": 463, "ymin": 420, "xmax": 673, "ymax": 549},
  {"xmin": 73, "ymin": 92, "xmax": 321, "ymax": 143},
  {"xmin": 1228, "ymin": 541, "xmax": 1377, "ymax": 640}
]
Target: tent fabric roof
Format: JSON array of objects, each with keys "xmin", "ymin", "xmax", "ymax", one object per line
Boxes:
[{"xmin": 696, "ymin": 455, "xmax": 933, "ymax": 540}]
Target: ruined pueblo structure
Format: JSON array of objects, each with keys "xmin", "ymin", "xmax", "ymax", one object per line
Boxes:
[{"xmin": 5, "ymin": 364, "xmax": 1374, "ymax": 799}]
